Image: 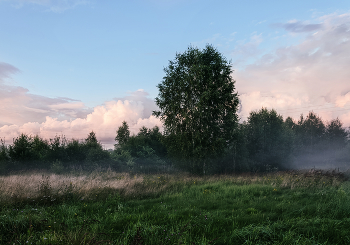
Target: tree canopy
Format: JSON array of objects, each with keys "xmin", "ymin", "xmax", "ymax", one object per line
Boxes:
[
  {"xmin": 153, "ymin": 44, "xmax": 239, "ymax": 174},
  {"xmin": 293, "ymin": 112, "xmax": 326, "ymax": 150},
  {"xmin": 115, "ymin": 121, "xmax": 130, "ymax": 147},
  {"xmin": 245, "ymin": 108, "xmax": 294, "ymax": 171},
  {"xmin": 325, "ymin": 118, "xmax": 348, "ymax": 147}
]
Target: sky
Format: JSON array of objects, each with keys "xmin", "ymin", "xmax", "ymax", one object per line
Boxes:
[{"xmin": 1, "ymin": 0, "xmax": 350, "ymax": 149}]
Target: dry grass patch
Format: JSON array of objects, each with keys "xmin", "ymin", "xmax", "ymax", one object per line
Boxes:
[{"xmin": 0, "ymin": 168, "xmax": 346, "ymax": 206}]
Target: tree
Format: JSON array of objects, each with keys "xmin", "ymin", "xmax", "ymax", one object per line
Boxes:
[
  {"xmin": 115, "ymin": 121, "xmax": 130, "ymax": 148},
  {"xmin": 246, "ymin": 108, "xmax": 294, "ymax": 172},
  {"xmin": 136, "ymin": 126, "xmax": 167, "ymax": 158},
  {"xmin": 213, "ymin": 122, "xmax": 250, "ymax": 174},
  {"xmin": 83, "ymin": 131, "xmax": 109, "ymax": 163},
  {"xmin": 112, "ymin": 125, "xmax": 167, "ymax": 172},
  {"xmin": 285, "ymin": 116, "xmax": 296, "ymax": 130},
  {"xmin": 47, "ymin": 135, "xmax": 68, "ymax": 162},
  {"xmin": 85, "ymin": 131, "xmax": 98, "ymax": 148},
  {"xmin": 9, "ymin": 133, "xmax": 35, "ymax": 162},
  {"xmin": 66, "ymin": 139, "xmax": 86, "ymax": 163},
  {"xmin": 0, "ymin": 138, "xmax": 9, "ymax": 163},
  {"xmin": 153, "ymin": 44, "xmax": 239, "ymax": 174},
  {"xmin": 295, "ymin": 111, "xmax": 325, "ymax": 150},
  {"xmin": 325, "ymin": 118, "xmax": 348, "ymax": 148},
  {"xmin": 31, "ymin": 135, "xmax": 49, "ymax": 161}
]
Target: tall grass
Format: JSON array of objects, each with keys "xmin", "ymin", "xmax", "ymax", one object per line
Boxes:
[{"xmin": 0, "ymin": 168, "xmax": 349, "ymax": 244}]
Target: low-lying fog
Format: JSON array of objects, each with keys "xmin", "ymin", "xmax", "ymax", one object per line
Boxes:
[{"xmin": 288, "ymin": 147, "xmax": 350, "ymax": 172}]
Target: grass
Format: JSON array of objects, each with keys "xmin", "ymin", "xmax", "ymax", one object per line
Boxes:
[{"xmin": 0, "ymin": 168, "xmax": 349, "ymax": 244}]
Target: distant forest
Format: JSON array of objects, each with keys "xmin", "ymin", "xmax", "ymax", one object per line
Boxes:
[{"xmin": 0, "ymin": 108, "xmax": 349, "ymax": 175}]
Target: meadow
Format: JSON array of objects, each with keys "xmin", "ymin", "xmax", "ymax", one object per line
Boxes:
[{"xmin": 0, "ymin": 168, "xmax": 349, "ymax": 245}]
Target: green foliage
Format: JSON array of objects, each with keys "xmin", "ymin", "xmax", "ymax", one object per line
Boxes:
[
  {"xmin": 85, "ymin": 131, "xmax": 98, "ymax": 146},
  {"xmin": 214, "ymin": 122, "xmax": 251, "ymax": 174},
  {"xmin": 31, "ymin": 135, "xmax": 49, "ymax": 161},
  {"xmin": 113, "ymin": 123, "xmax": 168, "ymax": 173},
  {"xmin": 66, "ymin": 139, "xmax": 86, "ymax": 163},
  {"xmin": 245, "ymin": 108, "xmax": 294, "ymax": 172},
  {"xmin": 0, "ymin": 131, "xmax": 114, "ymax": 172},
  {"xmin": 0, "ymin": 138, "xmax": 8, "ymax": 162},
  {"xmin": 47, "ymin": 135, "xmax": 68, "ymax": 162},
  {"xmin": 9, "ymin": 133, "xmax": 36, "ymax": 162},
  {"xmin": 285, "ymin": 112, "xmax": 349, "ymax": 162},
  {"xmin": 111, "ymin": 148, "xmax": 135, "ymax": 168},
  {"xmin": 7, "ymin": 134, "xmax": 50, "ymax": 169},
  {"xmin": 284, "ymin": 116, "xmax": 296, "ymax": 130},
  {"xmin": 153, "ymin": 44, "xmax": 239, "ymax": 174},
  {"xmin": 137, "ymin": 126, "xmax": 167, "ymax": 158},
  {"xmin": 115, "ymin": 120, "xmax": 130, "ymax": 147},
  {"xmin": 325, "ymin": 118, "xmax": 348, "ymax": 148},
  {"xmin": 0, "ymin": 139, "xmax": 9, "ymax": 173},
  {"xmin": 86, "ymin": 147, "xmax": 110, "ymax": 164},
  {"xmin": 295, "ymin": 112, "xmax": 326, "ymax": 150},
  {"xmin": 84, "ymin": 131, "xmax": 110, "ymax": 164}
]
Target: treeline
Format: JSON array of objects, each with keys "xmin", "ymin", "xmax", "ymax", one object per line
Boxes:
[
  {"xmin": 0, "ymin": 108, "xmax": 349, "ymax": 175},
  {"xmin": 113, "ymin": 108, "xmax": 349, "ymax": 174},
  {"xmin": 0, "ymin": 125, "xmax": 170, "ymax": 174},
  {"xmin": 217, "ymin": 109, "xmax": 349, "ymax": 173},
  {"xmin": 0, "ymin": 131, "xmax": 112, "ymax": 173}
]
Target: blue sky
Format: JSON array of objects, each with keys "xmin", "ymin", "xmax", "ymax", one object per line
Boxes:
[{"xmin": 1, "ymin": 0, "xmax": 350, "ymax": 148}]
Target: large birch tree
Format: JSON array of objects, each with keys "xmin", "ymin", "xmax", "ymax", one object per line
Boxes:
[{"xmin": 153, "ymin": 44, "xmax": 239, "ymax": 174}]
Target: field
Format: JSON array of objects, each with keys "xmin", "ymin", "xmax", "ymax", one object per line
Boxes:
[{"xmin": 0, "ymin": 168, "xmax": 349, "ymax": 244}]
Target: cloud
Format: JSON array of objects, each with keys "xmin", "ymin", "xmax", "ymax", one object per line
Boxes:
[
  {"xmin": 0, "ymin": 61, "xmax": 93, "ymax": 127},
  {"xmin": 238, "ymin": 91, "xmax": 309, "ymax": 121},
  {"xmin": 0, "ymin": 82, "xmax": 92, "ymax": 127},
  {"xmin": 5, "ymin": 0, "xmax": 89, "ymax": 12},
  {"xmin": 0, "ymin": 62, "xmax": 20, "ymax": 81},
  {"xmin": 0, "ymin": 84, "xmax": 162, "ymax": 149},
  {"xmin": 49, "ymin": 102, "xmax": 85, "ymax": 110},
  {"xmin": 273, "ymin": 20, "xmax": 324, "ymax": 33},
  {"xmin": 113, "ymin": 89, "xmax": 159, "ymax": 119},
  {"xmin": 230, "ymin": 33, "xmax": 263, "ymax": 67},
  {"xmin": 234, "ymin": 12, "xmax": 350, "ymax": 126},
  {"xmin": 0, "ymin": 63, "xmax": 160, "ymax": 149},
  {"xmin": 335, "ymin": 92, "xmax": 350, "ymax": 107}
]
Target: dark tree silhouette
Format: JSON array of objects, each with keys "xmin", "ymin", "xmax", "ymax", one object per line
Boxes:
[
  {"xmin": 153, "ymin": 44, "xmax": 239, "ymax": 174},
  {"xmin": 246, "ymin": 108, "xmax": 294, "ymax": 171},
  {"xmin": 325, "ymin": 118, "xmax": 348, "ymax": 148},
  {"xmin": 115, "ymin": 121, "xmax": 130, "ymax": 147}
]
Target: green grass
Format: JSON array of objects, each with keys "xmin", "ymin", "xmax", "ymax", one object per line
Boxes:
[{"xmin": 0, "ymin": 169, "xmax": 349, "ymax": 244}]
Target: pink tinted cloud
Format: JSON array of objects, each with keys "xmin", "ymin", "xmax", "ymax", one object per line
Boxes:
[
  {"xmin": 234, "ymin": 12, "xmax": 350, "ymax": 126},
  {"xmin": 0, "ymin": 87, "xmax": 162, "ymax": 149},
  {"xmin": 0, "ymin": 61, "xmax": 161, "ymax": 148},
  {"xmin": 0, "ymin": 84, "xmax": 92, "ymax": 127},
  {"xmin": 0, "ymin": 61, "xmax": 92, "ymax": 127},
  {"xmin": 336, "ymin": 92, "xmax": 350, "ymax": 108},
  {"xmin": 0, "ymin": 62, "xmax": 162, "ymax": 148},
  {"xmin": 0, "ymin": 62, "xmax": 19, "ymax": 79}
]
